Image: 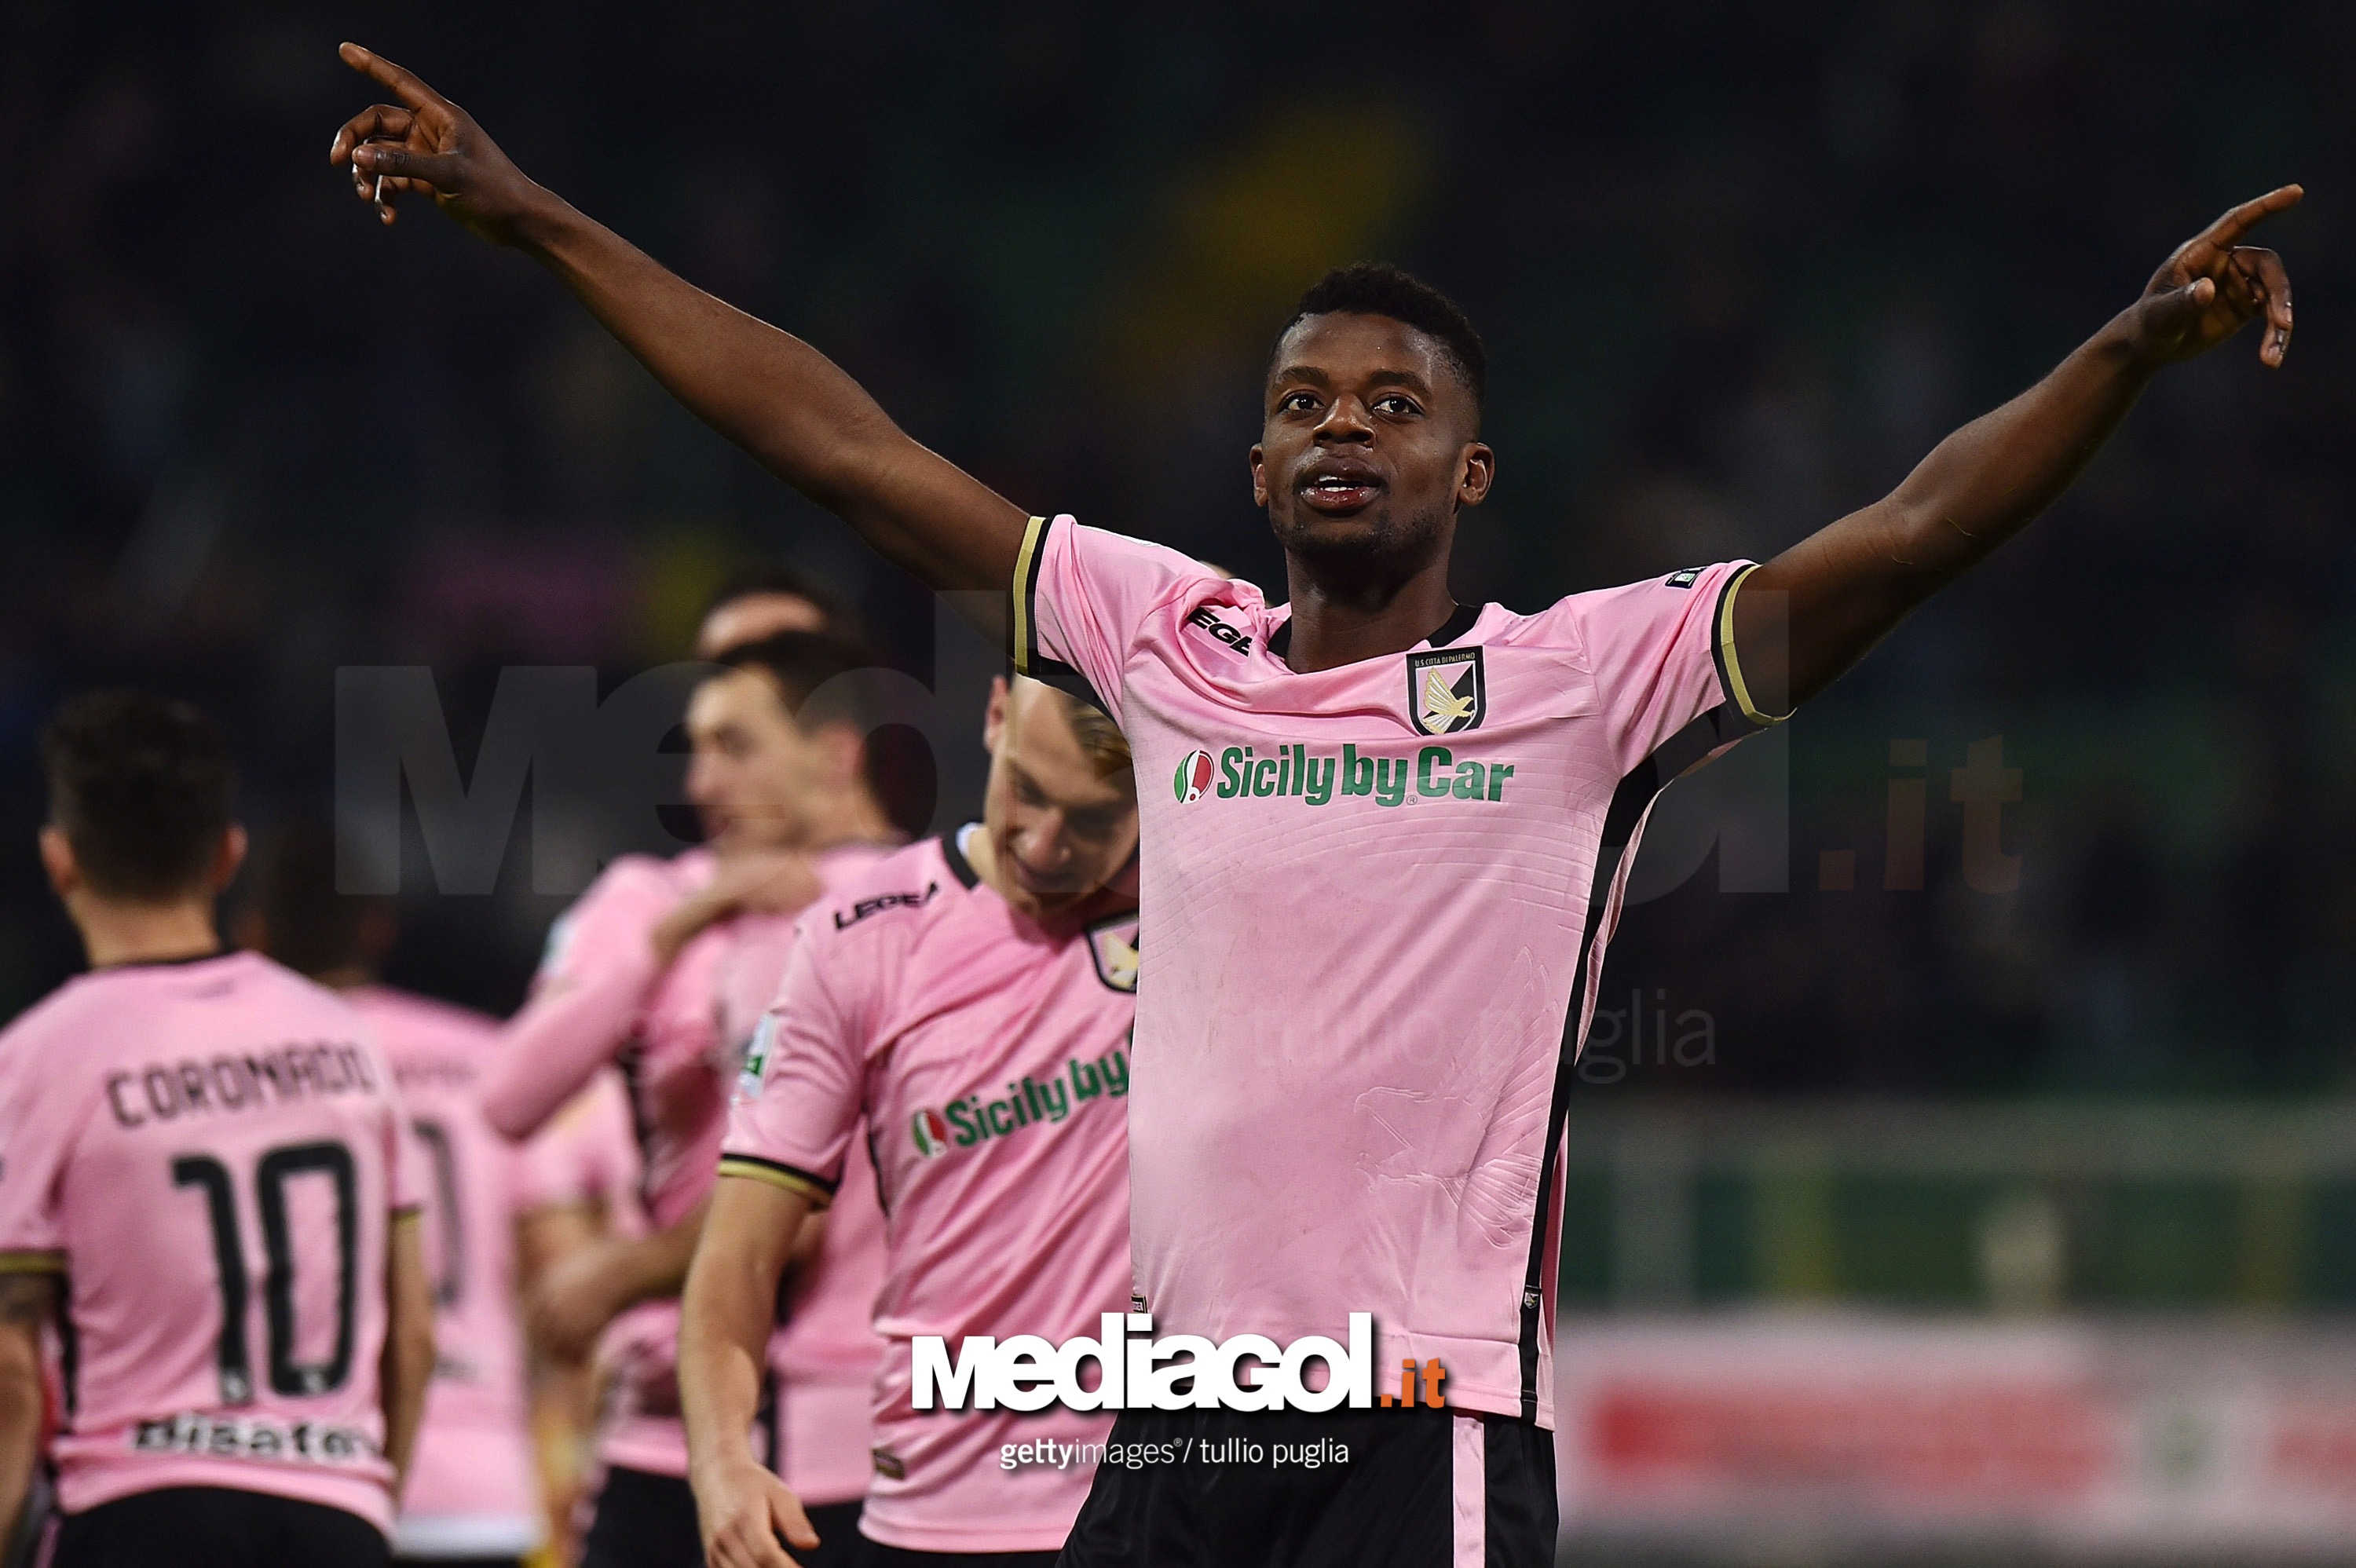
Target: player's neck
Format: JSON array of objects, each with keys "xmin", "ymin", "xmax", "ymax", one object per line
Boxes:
[
  {"xmin": 1279, "ymin": 553, "xmax": 1458, "ymax": 674},
  {"xmin": 800, "ymin": 788, "xmax": 900, "ymax": 853},
  {"xmin": 70, "ymin": 894, "xmax": 221, "ymax": 970}
]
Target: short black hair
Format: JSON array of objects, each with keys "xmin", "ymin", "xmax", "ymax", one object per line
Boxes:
[
  {"xmin": 42, "ymin": 689, "xmax": 235, "ymax": 901},
  {"xmin": 718, "ymin": 630, "xmax": 934, "ymax": 838},
  {"xmin": 1273, "ymin": 262, "xmax": 1487, "ymax": 410},
  {"xmin": 718, "ymin": 630, "xmax": 883, "ymax": 723},
  {"xmin": 244, "ymin": 821, "xmax": 383, "ymax": 978},
  {"xmin": 704, "ymin": 562, "xmax": 847, "ymax": 630}
]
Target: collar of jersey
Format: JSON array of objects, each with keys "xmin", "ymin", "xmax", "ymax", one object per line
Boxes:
[
  {"xmin": 1263, "ymin": 599, "xmax": 1483, "ymax": 671},
  {"xmin": 942, "ymin": 824, "xmax": 984, "ymax": 890}
]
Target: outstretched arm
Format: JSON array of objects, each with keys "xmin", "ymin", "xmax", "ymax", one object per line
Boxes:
[
  {"xmin": 330, "ymin": 44, "xmax": 1026, "ymax": 615},
  {"xmin": 1734, "ymin": 186, "xmax": 2301, "ymax": 711}
]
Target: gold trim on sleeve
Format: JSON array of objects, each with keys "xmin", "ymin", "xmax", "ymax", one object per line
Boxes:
[{"xmin": 1717, "ymin": 563, "xmax": 1792, "ymax": 727}]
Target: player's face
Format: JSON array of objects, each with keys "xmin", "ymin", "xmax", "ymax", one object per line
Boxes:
[
  {"xmin": 979, "ymin": 679, "xmax": 1138, "ymax": 922},
  {"xmin": 682, "ymin": 667, "xmax": 834, "ymax": 850},
  {"xmin": 693, "ymin": 591, "xmax": 827, "ymax": 661},
  {"xmin": 1252, "ymin": 313, "xmax": 1491, "ymax": 572}
]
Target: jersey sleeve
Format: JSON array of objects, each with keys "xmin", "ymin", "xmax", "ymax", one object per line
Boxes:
[
  {"xmin": 716, "ymin": 923, "xmax": 871, "ymax": 1211},
  {"xmin": 1564, "ymin": 561, "xmax": 1786, "ymax": 776},
  {"xmin": 480, "ymin": 859, "xmax": 679, "ymax": 1141},
  {"xmin": 0, "ymin": 1019, "xmax": 77, "ymax": 1274},
  {"xmin": 1012, "ymin": 513, "xmax": 1220, "ymax": 727}
]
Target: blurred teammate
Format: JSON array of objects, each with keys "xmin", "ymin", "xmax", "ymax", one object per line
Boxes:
[
  {"xmin": 333, "ymin": 49, "xmax": 2299, "ymax": 1565},
  {"xmin": 482, "ymin": 632, "xmax": 900, "ymax": 1568},
  {"xmin": 0, "ymin": 693, "xmax": 435, "ymax": 1566},
  {"xmin": 238, "ymin": 824, "xmax": 551, "ymax": 1567},
  {"xmin": 697, "ymin": 565, "xmax": 845, "ymax": 663},
  {"xmin": 682, "ymin": 676, "xmax": 1137, "ymax": 1568}
]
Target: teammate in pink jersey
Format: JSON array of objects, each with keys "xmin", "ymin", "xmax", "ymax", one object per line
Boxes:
[
  {"xmin": 0, "ymin": 693, "xmax": 437, "ymax": 1566},
  {"xmin": 238, "ymin": 821, "xmax": 627, "ymax": 1567},
  {"xmin": 483, "ymin": 632, "xmax": 902, "ymax": 1568},
  {"xmin": 682, "ymin": 675, "xmax": 1136, "ymax": 1568},
  {"xmin": 710, "ymin": 902, "xmax": 888, "ymax": 1530},
  {"xmin": 332, "ymin": 52, "xmax": 2299, "ymax": 1564}
]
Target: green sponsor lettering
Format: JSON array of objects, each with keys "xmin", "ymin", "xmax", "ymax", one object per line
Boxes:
[
  {"xmin": 1218, "ymin": 747, "xmax": 1246, "ymax": 798},
  {"xmin": 1452, "ymin": 761, "xmax": 1485, "ymax": 799},
  {"xmin": 1487, "ymin": 762, "xmax": 1515, "ymax": 801},
  {"xmin": 1418, "ymin": 745, "xmax": 1453, "ymax": 796},
  {"xmin": 1341, "ymin": 744, "xmax": 1374, "ymax": 796},
  {"xmin": 1374, "ymin": 758, "xmax": 1409, "ymax": 808},
  {"xmin": 1302, "ymin": 755, "xmax": 1335, "ymax": 806},
  {"xmin": 949, "ymin": 1098, "xmax": 980, "ymax": 1146}
]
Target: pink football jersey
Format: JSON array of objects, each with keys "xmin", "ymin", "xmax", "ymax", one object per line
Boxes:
[
  {"xmin": 485, "ymin": 845, "xmax": 888, "ymax": 1480},
  {"xmin": 721, "ymin": 833, "xmax": 1136, "ymax": 1554},
  {"xmin": 1014, "ymin": 514, "xmax": 1772, "ymax": 1428},
  {"xmin": 712, "ymin": 908, "xmax": 887, "ymax": 1510},
  {"xmin": 0, "ymin": 953, "xmax": 421, "ymax": 1533},
  {"xmin": 350, "ymin": 986, "xmax": 543, "ymax": 1559},
  {"xmin": 509, "ymin": 1069, "xmax": 642, "ymax": 1223}
]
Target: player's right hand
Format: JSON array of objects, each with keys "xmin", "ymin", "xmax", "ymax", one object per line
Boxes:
[
  {"xmin": 328, "ymin": 43, "xmax": 542, "ymax": 244},
  {"xmin": 693, "ymin": 1455, "xmax": 822, "ymax": 1568}
]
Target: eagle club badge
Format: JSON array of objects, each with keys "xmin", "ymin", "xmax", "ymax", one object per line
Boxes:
[
  {"xmin": 1088, "ymin": 919, "xmax": 1141, "ymax": 993},
  {"xmin": 1406, "ymin": 647, "xmax": 1486, "ymax": 736}
]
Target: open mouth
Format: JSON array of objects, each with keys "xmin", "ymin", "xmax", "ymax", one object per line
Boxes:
[{"xmin": 1297, "ymin": 463, "xmax": 1385, "ymax": 514}]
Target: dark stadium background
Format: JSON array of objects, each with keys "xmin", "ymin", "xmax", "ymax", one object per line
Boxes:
[{"xmin": 11, "ymin": 0, "xmax": 2356, "ymax": 1347}]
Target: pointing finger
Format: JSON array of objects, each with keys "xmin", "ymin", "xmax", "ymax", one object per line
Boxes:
[
  {"xmin": 338, "ymin": 42, "xmax": 445, "ymax": 115},
  {"xmin": 2184, "ymin": 184, "xmax": 2303, "ymax": 266}
]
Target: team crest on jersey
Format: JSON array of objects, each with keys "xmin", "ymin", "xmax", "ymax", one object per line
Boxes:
[
  {"xmin": 1407, "ymin": 647, "xmax": 1485, "ymax": 735},
  {"xmin": 1173, "ymin": 748, "xmax": 1215, "ymax": 803},
  {"xmin": 912, "ymin": 1107, "xmax": 953, "ymax": 1158},
  {"xmin": 1088, "ymin": 919, "xmax": 1141, "ymax": 993}
]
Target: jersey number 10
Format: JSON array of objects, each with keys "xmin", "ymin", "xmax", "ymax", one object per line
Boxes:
[{"xmin": 172, "ymin": 1140, "xmax": 359, "ymax": 1405}]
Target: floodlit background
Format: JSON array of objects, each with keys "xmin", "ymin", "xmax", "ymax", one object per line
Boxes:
[{"xmin": 6, "ymin": 4, "xmax": 2355, "ymax": 1561}]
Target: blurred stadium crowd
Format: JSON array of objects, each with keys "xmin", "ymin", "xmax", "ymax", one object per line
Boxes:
[{"xmin": 4, "ymin": 0, "xmax": 2351, "ymax": 1093}]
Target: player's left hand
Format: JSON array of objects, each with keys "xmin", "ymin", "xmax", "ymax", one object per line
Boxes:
[
  {"xmin": 2126, "ymin": 185, "xmax": 2301, "ymax": 367},
  {"xmin": 529, "ymin": 1241, "xmax": 631, "ymax": 1362}
]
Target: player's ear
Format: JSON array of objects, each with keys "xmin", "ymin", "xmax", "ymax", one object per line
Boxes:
[
  {"xmin": 210, "ymin": 824, "xmax": 249, "ymax": 894},
  {"xmin": 1458, "ymin": 441, "xmax": 1494, "ymax": 509},
  {"xmin": 982, "ymin": 677, "xmax": 1012, "ymax": 755},
  {"xmin": 37, "ymin": 824, "xmax": 78, "ymax": 899},
  {"xmin": 1249, "ymin": 444, "xmax": 1269, "ymax": 509}
]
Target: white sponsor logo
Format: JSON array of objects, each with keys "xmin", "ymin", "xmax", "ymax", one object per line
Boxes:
[
  {"xmin": 911, "ymin": 1312, "xmax": 1374, "ymax": 1413},
  {"xmin": 132, "ymin": 1412, "xmax": 379, "ymax": 1467}
]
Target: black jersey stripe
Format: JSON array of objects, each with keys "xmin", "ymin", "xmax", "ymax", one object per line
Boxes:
[
  {"xmin": 1514, "ymin": 698, "xmax": 1764, "ymax": 1421},
  {"xmin": 716, "ymin": 1153, "xmax": 840, "ymax": 1206}
]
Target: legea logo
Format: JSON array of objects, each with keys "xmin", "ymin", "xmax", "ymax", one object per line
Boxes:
[{"xmin": 913, "ymin": 1313, "xmax": 1392, "ymax": 1413}]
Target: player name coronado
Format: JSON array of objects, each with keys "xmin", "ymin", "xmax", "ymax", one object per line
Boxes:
[{"xmin": 913, "ymin": 1313, "xmax": 1388, "ymax": 1413}]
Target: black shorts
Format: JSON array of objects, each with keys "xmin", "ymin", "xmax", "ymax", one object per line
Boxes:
[
  {"xmin": 854, "ymin": 1537, "xmax": 1059, "ymax": 1568},
  {"xmin": 1056, "ymin": 1405, "xmax": 1556, "ymax": 1568},
  {"xmin": 50, "ymin": 1485, "xmax": 390, "ymax": 1568},
  {"xmin": 580, "ymin": 1465, "xmax": 864, "ymax": 1568}
]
